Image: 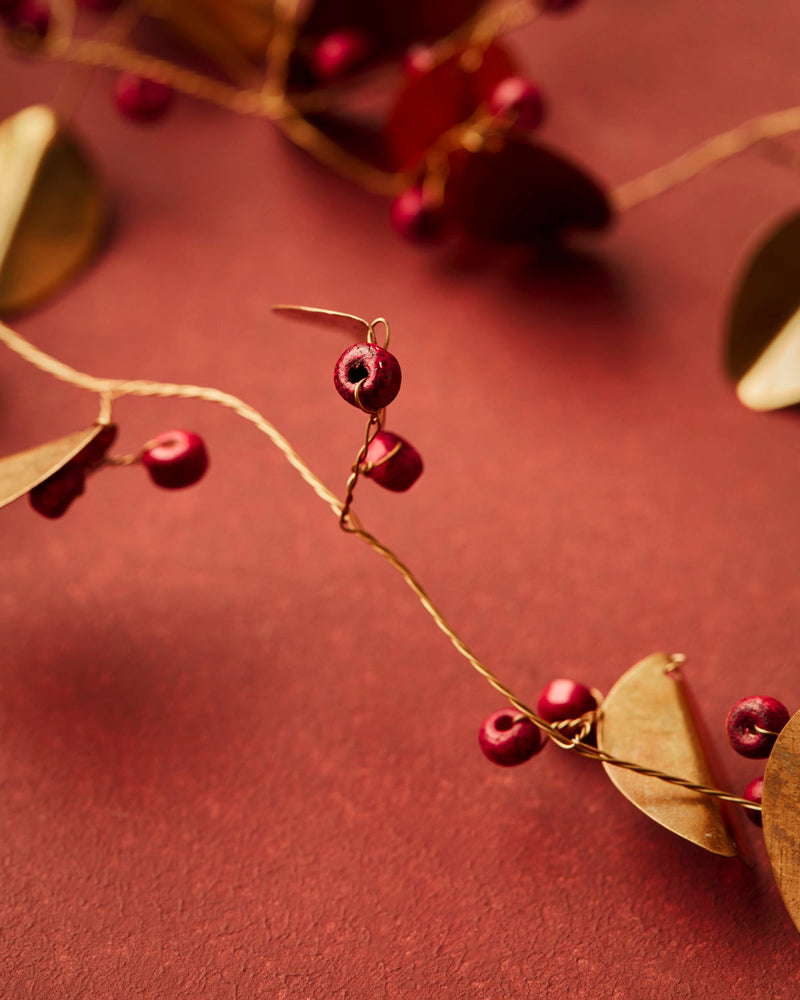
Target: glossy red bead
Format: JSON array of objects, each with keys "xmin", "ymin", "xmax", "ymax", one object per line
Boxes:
[
  {"xmin": 488, "ymin": 75, "xmax": 545, "ymax": 131},
  {"xmin": 114, "ymin": 73, "xmax": 174, "ymax": 123},
  {"xmin": 142, "ymin": 430, "xmax": 208, "ymax": 489},
  {"xmin": 743, "ymin": 776, "xmax": 764, "ymax": 827},
  {"xmin": 726, "ymin": 696, "xmax": 789, "ymax": 759},
  {"xmin": 311, "ymin": 29, "xmax": 370, "ymax": 82},
  {"xmin": 390, "ymin": 187, "xmax": 446, "ymax": 243},
  {"xmin": 479, "ymin": 708, "xmax": 543, "ymax": 766},
  {"xmin": 334, "ymin": 343, "xmax": 402, "ymax": 412},
  {"xmin": 29, "ymin": 462, "xmax": 85, "ymax": 519},
  {"xmin": 363, "ymin": 431, "xmax": 423, "ymax": 492},
  {"xmin": 537, "ymin": 678, "xmax": 597, "ymax": 723}
]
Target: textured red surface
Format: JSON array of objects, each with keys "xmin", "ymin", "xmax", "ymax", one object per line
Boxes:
[{"xmin": 3, "ymin": 3, "xmax": 800, "ymax": 997}]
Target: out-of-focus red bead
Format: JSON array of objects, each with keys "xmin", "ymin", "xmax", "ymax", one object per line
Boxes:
[
  {"xmin": 479, "ymin": 708, "xmax": 543, "ymax": 766},
  {"xmin": 726, "ymin": 696, "xmax": 790, "ymax": 759},
  {"xmin": 537, "ymin": 678, "xmax": 597, "ymax": 723},
  {"xmin": 743, "ymin": 776, "xmax": 764, "ymax": 827},
  {"xmin": 114, "ymin": 73, "xmax": 174, "ymax": 123},
  {"xmin": 29, "ymin": 462, "xmax": 85, "ymax": 518},
  {"xmin": 363, "ymin": 431, "xmax": 423, "ymax": 492},
  {"xmin": 142, "ymin": 430, "xmax": 208, "ymax": 489},
  {"xmin": 6, "ymin": 0, "xmax": 50, "ymax": 36},
  {"xmin": 488, "ymin": 75, "xmax": 545, "ymax": 131},
  {"xmin": 402, "ymin": 43, "xmax": 437, "ymax": 79},
  {"xmin": 390, "ymin": 186, "xmax": 446, "ymax": 243},
  {"xmin": 311, "ymin": 29, "xmax": 370, "ymax": 82},
  {"xmin": 76, "ymin": 0, "xmax": 120, "ymax": 8},
  {"xmin": 334, "ymin": 343, "xmax": 402, "ymax": 411}
]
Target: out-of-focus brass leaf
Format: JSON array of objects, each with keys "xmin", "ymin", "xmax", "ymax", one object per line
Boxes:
[
  {"xmin": 763, "ymin": 710, "xmax": 800, "ymax": 934},
  {"xmin": 726, "ymin": 210, "xmax": 800, "ymax": 411},
  {"xmin": 272, "ymin": 304, "xmax": 371, "ymax": 337},
  {"xmin": 0, "ymin": 426, "xmax": 105, "ymax": 509},
  {"xmin": 597, "ymin": 653, "xmax": 739, "ymax": 857},
  {"xmin": 0, "ymin": 105, "xmax": 107, "ymax": 316}
]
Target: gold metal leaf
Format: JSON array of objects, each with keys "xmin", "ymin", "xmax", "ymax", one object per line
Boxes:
[
  {"xmin": 597, "ymin": 652, "xmax": 739, "ymax": 857},
  {"xmin": 0, "ymin": 105, "xmax": 107, "ymax": 316},
  {"xmin": 272, "ymin": 304, "xmax": 371, "ymax": 337},
  {"xmin": 726, "ymin": 210, "xmax": 800, "ymax": 411},
  {"xmin": 0, "ymin": 426, "xmax": 106, "ymax": 509},
  {"xmin": 763, "ymin": 710, "xmax": 800, "ymax": 934}
]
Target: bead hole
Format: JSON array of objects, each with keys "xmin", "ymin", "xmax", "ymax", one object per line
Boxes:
[
  {"xmin": 347, "ymin": 361, "xmax": 370, "ymax": 384},
  {"xmin": 494, "ymin": 714, "xmax": 516, "ymax": 732}
]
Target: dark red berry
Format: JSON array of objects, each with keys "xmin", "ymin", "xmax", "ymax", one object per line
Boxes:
[
  {"xmin": 390, "ymin": 186, "xmax": 446, "ymax": 243},
  {"xmin": 142, "ymin": 430, "xmax": 208, "ymax": 489},
  {"xmin": 479, "ymin": 708, "xmax": 543, "ymax": 766},
  {"xmin": 362, "ymin": 431, "xmax": 423, "ymax": 492},
  {"xmin": 402, "ymin": 43, "xmax": 437, "ymax": 79},
  {"xmin": 743, "ymin": 776, "xmax": 764, "ymax": 827},
  {"xmin": 29, "ymin": 462, "xmax": 85, "ymax": 518},
  {"xmin": 537, "ymin": 679, "xmax": 597, "ymax": 723},
  {"xmin": 114, "ymin": 73, "xmax": 174, "ymax": 123},
  {"xmin": 726, "ymin": 696, "xmax": 789, "ymax": 759},
  {"xmin": 311, "ymin": 29, "xmax": 370, "ymax": 82},
  {"xmin": 334, "ymin": 343, "xmax": 402, "ymax": 411},
  {"xmin": 488, "ymin": 75, "xmax": 545, "ymax": 131}
]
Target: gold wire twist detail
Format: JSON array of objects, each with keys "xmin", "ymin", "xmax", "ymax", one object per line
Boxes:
[{"xmin": 0, "ymin": 317, "xmax": 761, "ymax": 814}]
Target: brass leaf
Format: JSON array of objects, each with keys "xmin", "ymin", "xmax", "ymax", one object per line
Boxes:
[
  {"xmin": 726, "ymin": 210, "xmax": 800, "ymax": 411},
  {"xmin": 763, "ymin": 710, "xmax": 800, "ymax": 934},
  {"xmin": 597, "ymin": 652, "xmax": 739, "ymax": 857},
  {"xmin": 0, "ymin": 105, "xmax": 107, "ymax": 316},
  {"xmin": 0, "ymin": 426, "xmax": 107, "ymax": 509}
]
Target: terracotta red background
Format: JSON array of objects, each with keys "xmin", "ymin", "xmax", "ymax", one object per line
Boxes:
[{"xmin": 3, "ymin": 3, "xmax": 800, "ymax": 997}]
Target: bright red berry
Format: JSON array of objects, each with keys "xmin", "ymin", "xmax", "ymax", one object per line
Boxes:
[
  {"xmin": 390, "ymin": 186, "xmax": 446, "ymax": 243},
  {"xmin": 29, "ymin": 462, "xmax": 85, "ymax": 518},
  {"xmin": 142, "ymin": 430, "xmax": 208, "ymax": 489},
  {"xmin": 743, "ymin": 776, "xmax": 764, "ymax": 827},
  {"xmin": 479, "ymin": 708, "xmax": 543, "ymax": 766},
  {"xmin": 726, "ymin": 696, "xmax": 789, "ymax": 759},
  {"xmin": 362, "ymin": 431, "xmax": 423, "ymax": 492},
  {"xmin": 488, "ymin": 75, "xmax": 545, "ymax": 131},
  {"xmin": 537, "ymin": 679, "xmax": 597, "ymax": 723},
  {"xmin": 311, "ymin": 29, "xmax": 370, "ymax": 82},
  {"xmin": 114, "ymin": 73, "xmax": 174, "ymax": 123},
  {"xmin": 334, "ymin": 343, "xmax": 402, "ymax": 412}
]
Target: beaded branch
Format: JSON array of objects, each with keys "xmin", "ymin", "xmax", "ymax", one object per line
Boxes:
[{"xmin": 0, "ymin": 313, "xmax": 769, "ymax": 819}]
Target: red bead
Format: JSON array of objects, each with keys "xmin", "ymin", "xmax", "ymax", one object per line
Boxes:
[
  {"xmin": 743, "ymin": 776, "xmax": 764, "ymax": 827},
  {"xmin": 390, "ymin": 187, "xmax": 446, "ymax": 243},
  {"xmin": 726, "ymin": 696, "xmax": 789, "ymax": 759},
  {"xmin": 78, "ymin": 423, "xmax": 118, "ymax": 471},
  {"xmin": 479, "ymin": 708, "xmax": 543, "ymax": 766},
  {"xmin": 488, "ymin": 75, "xmax": 545, "ymax": 131},
  {"xmin": 363, "ymin": 431, "xmax": 423, "ymax": 492},
  {"xmin": 334, "ymin": 343, "xmax": 402, "ymax": 412},
  {"xmin": 537, "ymin": 678, "xmax": 597, "ymax": 723},
  {"xmin": 543, "ymin": 0, "xmax": 585, "ymax": 11},
  {"xmin": 114, "ymin": 73, "xmax": 174, "ymax": 123},
  {"xmin": 6, "ymin": 0, "xmax": 49, "ymax": 36},
  {"xmin": 311, "ymin": 29, "xmax": 370, "ymax": 82},
  {"xmin": 142, "ymin": 430, "xmax": 208, "ymax": 489},
  {"xmin": 29, "ymin": 462, "xmax": 85, "ymax": 518}
]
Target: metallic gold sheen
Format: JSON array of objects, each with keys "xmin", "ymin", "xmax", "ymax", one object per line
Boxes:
[
  {"xmin": 0, "ymin": 105, "xmax": 107, "ymax": 316},
  {"xmin": 763, "ymin": 710, "xmax": 800, "ymax": 934},
  {"xmin": 272, "ymin": 305, "xmax": 372, "ymax": 337},
  {"xmin": 598, "ymin": 653, "xmax": 739, "ymax": 857},
  {"xmin": 0, "ymin": 425, "xmax": 106, "ymax": 509}
]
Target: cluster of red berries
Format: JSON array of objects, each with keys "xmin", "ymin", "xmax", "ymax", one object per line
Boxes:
[
  {"xmin": 333, "ymin": 339, "xmax": 422, "ymax": 492},
  {"xmin": 725, "ymin": 694, "xmax": 791, "ymax": 827},
  {"xmin": 29, "ymin": 426, "xmax": 208, "ymax": 519}
]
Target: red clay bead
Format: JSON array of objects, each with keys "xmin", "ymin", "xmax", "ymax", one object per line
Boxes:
[
  {"xmin": 488, "ymin": 75, "xmax": 545, "ymax": 130},
  {"xmin": 334, "ymin": 343, "xmax": 402, "ymax": 412},
  {"xmin": 29, "ymin": 462, "xmax": 85, "ymax": 519},
  {"xmin": 362, "ymin": 430, "xmax": 423, "ymax": 492},
  {"xmin": 114, "ymin": 73, "xmax": 174, "ymax": 123},
  {"xmin": 311, "ymin": 29, "xmax": 370, "ymax": 82},
  {"xmin": 142, "ymin": 430, "xmax": 208, "ymax": 489},
  {"xmin": 479, "ymin": 708, "xmax": 543, "ymax": 766},
  {"xmin": 390, "ymin": 187, "xmax": 446, "ymax": 243},
  {"xmin": 537, "ymin": 678, "xmax": 597, "ymax": 723},
  {"xmin": 743, "ymin": 776, "xmax": 764, "ymax": 827},
  {"xmin": 726, "ymin": 696, "xmax": 789, "ymax": 759}
]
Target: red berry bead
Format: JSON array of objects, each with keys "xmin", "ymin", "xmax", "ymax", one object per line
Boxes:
[
  {"xmin": 311, "ymin": 29, "xmax": 370, "ymax": 82},
  {"xmin": 537, "ymin": 678, "xmax": 597, "ymax": 723},
  {"xmin": 29, "ymin": 462, "xmax": 85, "ymax": 519},
  {"xmin": 142, "ymin": 430, "xmax": 208, "ymax": 489},
  {"xmin": 726, "ymin": 696, "xmax": 789, "ymax": 759},
  {"xmin": 390, "ymin": 186, "xmax": 446, "ymax": 243},
  {"xmin": 479, "ymin": 708, "xmax": 543, "ymax": 766},
  {"xmin": 334, "ymin": 343, "xmax": 402, "ymax": 412},
  {"xmin": 743, "ymin": 776, "xmax": 764, "ymax": 828},
  {"xmin": 488, "ymin": 75, "xmax": 545, "ymax": 131},
  {"xmin": 362, "ymin": 430, "xmax": 423, "ymax": 492},
  {"xmin": 114, "ymin": 73, "xmax": 174, "ymax": 123},
  {"xmin": 6, "ymin": 0, "xmax": 50, "ymax": 36}
]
